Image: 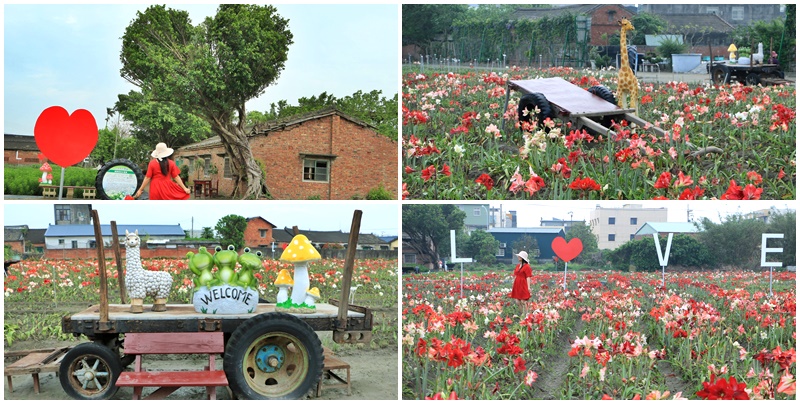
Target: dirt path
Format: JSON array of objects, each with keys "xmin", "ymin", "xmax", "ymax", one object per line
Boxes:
[
  {"xmin": 657, "ymin": 357, "xmax": 695, "ymax": 397},
  {"xmin": 4, "ymin": 336, "xmax": 398, "ymax": 400},
  {"xmin": 529, "ymin": 319, "xmax": 585, "ymax": 399}
]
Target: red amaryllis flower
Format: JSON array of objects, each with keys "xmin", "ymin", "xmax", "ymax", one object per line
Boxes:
[
  {"xmin": 513, "ymin": 356, "xmax": 527, "ymax": 373},
  {"xmin": 441, "ymin": 164, "xmax": 451, "ymax": 177},
  {"xmin": 475, "ymin": 173, "xmax": 494, "ymax": 191},
  {"xmin": 569, "ymin": 176, "xmax": 601, "ymax": 191},
  {"xmin": 720, "ymin": 180, "xmax": 744, "ymax": 200},
  {"xmin": 524, "ymin": 173, "xmax": 545, "ymax": 196},
  {"xmin": 425, "ymin": 391, "xmax": 458, "ymax": 400},
  {"xmin": 654, "ymin": 171, "xmax": 672, "ymax": 189},
  {"xmin": 742, "ymin": 184, "xmax": 763, "ymax": 200},
  {"xmin": 696, "ymin": 374, "xmax": 750, "ymax": 400},
  {"xmin": 405, "ymin": 166, "xmax": 416, "ymax": 174},
  {"xmin": 421, "ymin": 165, "xmax": 436, "ymax": 181},
  {"xmin": 746, "ymin": 171, "xmax": 763, "ymax": 185},
  {"xmin": 675, "ymin": 171, "xmax": 693, "ymax": 187},
  {"xmin": 678, "ymin": 186, "xmax": 705, "ymax": 200}
]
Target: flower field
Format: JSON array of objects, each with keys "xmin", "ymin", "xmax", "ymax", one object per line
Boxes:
[
  {"xmin": 402, "ymin": 270, "xmax": 796, "ymax": 399},
  {"xmin": 4, "ymin": 257, "xmax": 398, "ymax": 350},
  {"xmin": 402, "ymin": 67, "xmax": 796, "ymax": 200}
]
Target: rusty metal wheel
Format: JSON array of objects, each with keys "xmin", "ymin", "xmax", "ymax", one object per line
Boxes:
[
  {"xmin": 59, "ymin": 342, "xmax": 121, "ymax": 399},
  {"xmin": 224, "ymin": 312, "xmax": 323, "ymax": 399}
]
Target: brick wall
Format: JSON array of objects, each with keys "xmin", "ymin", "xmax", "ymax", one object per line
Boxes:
[
  {"xmin": 244, "ymin": 218, "xmax": 275, "ymax": 247},
  {"xmin": 4, "ymin": 150, "xmax": 41, "ymax": 165},
  {"xmin": 589, "ymin": 6, "xmax": 636, "ymax": 46},
  {"xmin": 44, "ymin": 247, "xmax": 197, "ymax": 260}
]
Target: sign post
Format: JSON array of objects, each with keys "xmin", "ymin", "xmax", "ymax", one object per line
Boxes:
[
  {"xmin": 760, "ymin": 233, "xmax": 784, "ymax": 296},
  {"xmin": 653, "ymin": 233, "xmax": 673, "ymax": 289},
  {"xmin": 450, "ymin": 230, "xmax": 473, "ymax": 298}
]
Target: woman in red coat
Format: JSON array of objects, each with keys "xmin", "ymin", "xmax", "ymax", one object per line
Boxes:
[
  {"xmin": 133, "ymin": 143, "xmax": 191, "ymax": 200},
  {"xmin": 509, "ymin": 251, "xmax": 533, "ymax": 316}
]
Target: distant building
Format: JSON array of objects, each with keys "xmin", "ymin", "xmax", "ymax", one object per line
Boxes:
[
  {"xmin": 455, "ymin": 204, "xmax": 492, "ymax": 232},
  {"xmin": 744, "ymin": 208, "xmax": 795, "ymax": 224},
  {"xmin": 633, "ymin": 222, "xmax": 700, "ymax": 240},
  {"xmin": 54, "ymin": 204, "xmax": 93, "ymax": 225},
  {"xmin": 4, "ymin": 225, "xmax": 47, "ymax": 256},
  {"xmin": 516, "ymin": 4, "xmax": 635, "ymax": 47},
  {"xmin": 638, "ymin": 4, "xmax": 786, "ymax": 27},
  {"xmin": 489, "ymin": 227, "xmax": 567, "ymax": 264},
  {"xmin": 401, "ymin": 232, "xmax": 435, "ymax": 270},
  {"xmin": 590, "ymin": 204, "xmax": 668, "ymax": 250},
  {"xmin": 4, "ymin": 134, "xmax": 40, "ymax": 165},
  {"xmin": 540, "ymin": 218, "xmax": 584, "ymax": 235},
  {"xmin": 275, "ymin": 228, "xmax": 391, "ymax": 250},
  {"xmin": 379, "ymin": 236, "xmax": 399, "ymax": 250},
  {"xmin": 44, "ymin": 224, "xmax": 186, "ymax": 251},
  {"xmin": 244, "ymin": 217, "xmax": 277, "ymax": 251}
]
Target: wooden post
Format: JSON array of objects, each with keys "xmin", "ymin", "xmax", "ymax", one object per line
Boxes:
[
  {"xmin": 111, "ymin": 221, "xmax": 126, "ymax": 304},
  {"xmin": 337, "ymin": 210, "xmax": 362, "ymax": 330},
  {"xmin": 91, "ymin": 210, "xmax": 110, "ymax": 331}
]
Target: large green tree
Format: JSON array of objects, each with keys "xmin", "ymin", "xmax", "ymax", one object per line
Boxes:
[
  {"xmin": 566, "ymin": 222, "xmax": 598, "ymax": 259},
  {"xmin": 697, "ymin": 215, "xmax": 768, "ymax": 269},
  {"xmin": 119, "ymin": 5, "xmax": 293, "ymax": 198},
  {"xmin": 766, "ymin": 210, "xmax": 796, "ymax": 267},
  {"xmin": 114, "ymin": 90, "xmax": 211, "ymax": 148},
  {"xmin": 466, "ymin": 230, "xmax": 500, "ymax": 265},
  {"xmin": 90, "ymin": 125, "xmax": 150, "ymax": 166},
  {"xmin": 402, "ymin": 205, "xmax": 467, "ymax": 267},
  {"xmin": 402, "ymin": 4, "xmax": 469, "ymax": 55},
  {"xmin": 215, "ymin": 214, "xmax": 247, "ymax": 251}
]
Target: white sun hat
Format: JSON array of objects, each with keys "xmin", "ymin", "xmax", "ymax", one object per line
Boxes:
[
  {"xmin": 516, "ymin": 251, "xmax": 529, "ymax": 262},
  {"xmin": 151, "ymin": 142, "xmax": 174, "ymax": 160}
]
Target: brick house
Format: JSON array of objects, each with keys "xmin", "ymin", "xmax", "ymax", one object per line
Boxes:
[
  {"xmin": 4, "ymin": 134, "xmax": 41, "ymax": 165},
  {"xmin": 174, "ymin": 107, "xmax": 398, "ymax": 200},
  {"xmin": 516, "ymin": 5, "xmax": 635, "ymax": 47},
  {"xmin": 244, "ymin": 216, "xmax": 277, "ymax": 249}
]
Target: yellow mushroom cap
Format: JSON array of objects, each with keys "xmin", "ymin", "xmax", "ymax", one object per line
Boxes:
[
  {"xmin": 727, "ymin": 44, "xmax": 738, "ymax": 52},
  {"xmin": 274, "ymin": 269, "xmax": 294, "ymax": 286},
  {"xmin": 307, "ymin": 287, "xmax": 320, "ymax": 299},
  {"xmin": 279, "ymin": 234, "xmax": 321, "ymax": 262}
]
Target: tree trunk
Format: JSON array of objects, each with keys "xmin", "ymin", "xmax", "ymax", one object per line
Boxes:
[{"xmin": 209, "ymin": 120, "xmax": 270, "ymax": 199}]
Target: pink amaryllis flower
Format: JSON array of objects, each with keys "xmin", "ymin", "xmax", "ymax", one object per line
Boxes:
[{"xmin": 525, "ymin": 370, "xmax": 538, "ymax": 386}]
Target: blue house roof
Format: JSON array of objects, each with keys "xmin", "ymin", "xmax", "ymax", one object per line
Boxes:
[{"xmin": 45, "ymin": 224, "xmax": 185, "ymax": 237}]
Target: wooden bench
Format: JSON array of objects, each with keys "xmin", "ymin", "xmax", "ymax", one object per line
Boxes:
[
  {"xmin": 40, "ymin": 185, "xmax": 58, "ymax": 198},
  {"xmin": 82, "ymin": 187, "xmax": 96, "ymax": 199},
  {"xmin": 316, "ymin": 347, "xmax": 351, "ymax": 397},
  {"xmin": 115, "ymin": 332, "xmax": 228, "ymax": 400},
  {"xmin": 5, "ymin": 347, "xmax": 71, "ymax": 394}
]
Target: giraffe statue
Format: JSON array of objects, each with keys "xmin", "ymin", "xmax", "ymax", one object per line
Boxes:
[{"xmin": 617, "ymin": 18, "xmax": 639, "ymax": 114}]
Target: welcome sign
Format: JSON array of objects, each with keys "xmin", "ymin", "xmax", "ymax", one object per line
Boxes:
[{"xmin": 193, "ymin": 285, "xmax": 258, "ymax": 314}]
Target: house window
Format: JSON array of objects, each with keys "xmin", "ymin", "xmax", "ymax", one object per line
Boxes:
[
  {"xmin": 303, "ymin": 159, "xmax": 330, "ymax": 182},
  {"xmin": 497, "ymin": 248, "xmax": 505, "ymax": 256},
  {"xmin": 473, "ymin": 208, "xmax": 481, "ymax": 216},
  {"xmin": 71, "ymin": 240, "xmax": 78, "ymax": 249},
  {"xmin": 403, "ymin": 254, "xmax": 417, "ymax": 264},
  {"xmin": 259, "ymin": 230, "xmax": 267, "ymax": 238},
  {"xmin": 89, "ymin": 240, "xmax": 96, "ymax": 248},
  {"xmin": 55, "ymin": 205, "xmax": 71, "ymax": 222},
  {"xmin": 223, "ymin": 157, "xmax": 232, "ymax": 178},
  {"xmin": 203, "ymin": 156, "xmax": 212, "ymax": 175},
  {"xmin": 607, "ymin": 10, "xmax": 617, "ymax": 23},
  {"xmin": 630, "ymin": 234, "xmax": 635, "ymax": 240},
  {"xmin": 608, "ymin": 234, "xmax": 616, "ymax": 241},
  {"xmin": 731, "ymin": 6, "xmax": 744, "ymax": 21},
  {"xmin": 608, "ymin": 217, "xmax": 616, "ymax": 225},
  {"xmin": 706, "ymin": 6, "xmax": 719, "ymax": 15},
  {"xmin": 630, "ymin": 217, "xmax": 637, "ymax": 225},
  {"xmin": 58, "ymin": 239, "xmax": 65, "ymax": 245}
]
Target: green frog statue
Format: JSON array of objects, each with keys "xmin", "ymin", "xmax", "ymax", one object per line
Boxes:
[
  {"xmin": 236, "ymin": 247, "xmax": 261, "ymax": 290},
  {"xmin": 212, "ymin": 245, "xmax": 239, "ymax": 286},
  {"xmin": 186, "ymin": 246, "xmax": 215, "ymax": 291}
]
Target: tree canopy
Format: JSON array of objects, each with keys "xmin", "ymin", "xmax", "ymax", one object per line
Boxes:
[
  {"xmin": 215, "ymin": 214, "xmax": 247, "ymax": 251},
  {"xmin": 114, "ymin": 90, "xmax": 211, "ymax": 149},
  {"xmin": 402, "ymin": 205, "xmax": 466, "ymax": 267},
  {"xmin": 119, "ymin": 4, "xmax": 293, "ymax": 198}
]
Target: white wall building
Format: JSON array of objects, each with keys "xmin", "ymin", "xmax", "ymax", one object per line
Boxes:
[{"xmin": 590, "ymin": 204, "xmax": 668, "ymax": 250}]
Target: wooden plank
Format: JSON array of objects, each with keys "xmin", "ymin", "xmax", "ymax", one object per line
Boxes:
[
  {"xmin": 111, "ymin": 221, "xmax": 127, "ymax": 304},
  {"xmin": 124, "ymin": 333, "xmax": 224, "ymax": 355},
  {"xmin": 91, "ymin": 210, "xmax": 110, "ymax": 330},
  {"xmin": 338, "ymin": 210, "xmax": 362, "ymax": 329},
  {"xmin": 509, "ymin": 77, "xmax": 623, "ymax": 115},
  {"xmin": 115, "ymin": 370, "xmax": 228, "ymax": 387}
]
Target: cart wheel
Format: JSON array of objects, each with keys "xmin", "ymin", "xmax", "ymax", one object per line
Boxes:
[
  {"xmin": 745, "ymin": 73, "xmax": 760, "ymax": 86},
  {"xmin": 518, "ymin": 93, "xmax": 553, "ymax": 127},
  {"xmin": 587, "ymin": 85, "xmax": 617, "ymax": 105},
  {"xmin": 711, "ymin": 66, "xmax": 728, "ymax": 85},
  {"xmin": 59, "ymin": 342, "xmax": 121, "ymax": 400},
  {"xmin": 224, "ymin": 312, "xmax": 323, "ymax": 399}
]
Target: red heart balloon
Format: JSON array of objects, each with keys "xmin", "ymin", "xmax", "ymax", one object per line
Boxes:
[
  {"xmin": 34, "ymin": 106, "xmax": 98, "ymax": 167},
  {"xmin": 551, "ymin": 237, "xmax": 583, "ymax": 262}
]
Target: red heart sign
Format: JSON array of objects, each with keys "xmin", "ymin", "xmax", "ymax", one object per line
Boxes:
[
  {"xmin": 551, "ymin": 237, "xmax": 583, "ymax": 262},
  {"xmin": 34, "ymin": 106, "xmax": 98, "ymax": 167}
]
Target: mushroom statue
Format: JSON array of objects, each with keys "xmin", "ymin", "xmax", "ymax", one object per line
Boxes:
[
  {"xmin": 728, "ymin": 43, "xmax": 738, "ymax": 63},
  {"xmin": 274, "ymin": 269, "xmax": 293, "ymax": 304},
  {"xmin": 305, "ymin": 287, "xmax": 321, "ymax": 308},
  {"xmin": 278, "ymin": 234, "xmax": 321, "ymax": 312}
]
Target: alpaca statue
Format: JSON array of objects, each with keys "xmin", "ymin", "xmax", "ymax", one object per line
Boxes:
[
  {"xmin": 125, "ymin": 230, "xmax": 172, "ymax": 313},
  {"xmin": 617, "ymin": 18, "xmax": 639, "ymax": 115},
  {"xmin": 752, "ymin": 43, "xmax": 764, "ymax": 65}
]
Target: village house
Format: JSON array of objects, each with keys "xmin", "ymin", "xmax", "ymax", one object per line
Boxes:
[
  {"xmin": 489, "ymin": 227, "xmax": 567, "ymax": 264},
  {"xmin": 4, "ymin": 134, "xmax": 41, "ymax": 165},
  {"xmin": 173, "ymin": 107, "xmax": 398, "ymax": 200},
  {"xmin": 243, "ymin": 216, "xmax": 278, "ymax": 250}
]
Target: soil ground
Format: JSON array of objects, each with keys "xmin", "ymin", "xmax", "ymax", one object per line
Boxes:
[{"xmin": 4, "ymin": 332, "xmax": 398, "ymax": 400}]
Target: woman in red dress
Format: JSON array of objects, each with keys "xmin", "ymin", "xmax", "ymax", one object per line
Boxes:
[
  {"xmin": 509, "ymin": 251, "xmax": 533, "ymax": 316},
  {"xmin": 133, "ymin": 143, "xmax": 191, "ymax": 200}
]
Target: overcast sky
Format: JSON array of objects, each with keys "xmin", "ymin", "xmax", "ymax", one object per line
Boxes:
[
  {"xmin": 3, "ymin": 201, "xmax": 399, "ymax": 237},
  {"xmin": 4, "ymin": 3, "xmax": 399, "ymax": 134}
]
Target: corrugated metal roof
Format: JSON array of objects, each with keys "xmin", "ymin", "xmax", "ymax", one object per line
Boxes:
[
  {"xmin": 45, "ymin": 224, "xmax": 185, "ymax": 237},
  {"xmin": 4, "ymin": 134, "xmax": 39, "ymax": 151},
  {"xmin": 645, "ymin": 35, "xmax": 684, "ymax": 46},
  {"xmin": 489, "ymin": 227, "xmax": 564, "ymax": 234},
  {"xmin": 635, "ymin": 222, "xmax": 699, "ymax": 235}
]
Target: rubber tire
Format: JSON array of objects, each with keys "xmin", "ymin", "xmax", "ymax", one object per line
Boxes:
[
  {"xmin": 224, "ymin": 312, "xmax": 323, "ymax": 400},
  {"xmin": 518, "ymin": 93, "xmax": 553, "ymax": 126},
  {"xmin": 745, "ymin": 73, "xmax": 760, "ymax": 86},
  {"xmin": 587, "ymin": 85, "xmax": 617, "ymax": 105},
  {"xmin": 94, "ymin": 158, "xmax": 144, "ymax": 200},
  {"xmin": 711, "ymin": 66, "xmax": 728, "ymax": 85},
  {"xmin": 59, "ymin": 342, "xmax": 122, "ymax": 400}
]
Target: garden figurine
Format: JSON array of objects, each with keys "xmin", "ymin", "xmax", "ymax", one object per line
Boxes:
[
  {"xmin": 38, "ymin": 154, "xmax": 53, "ymax": 184},
  {"xmin": 212, "ymin": 245, "xmax": 239, "ymax": 286},
  {"xmin": 274, "ymin": 269, "xmax": 293, "ymax": 304},
  {"xmin": 304, "ymin": 287, "xmax": 321, "ymax": 309},
  {"xmin": 728, "ymin": 43, "xmax": 738, "ymax": 62},
  {"xmin": 752, "ymin": 43, "xmax": 764, "ymax": 65},
  {"xmin": 509, "ymin": 251, "xmax": 533, "ymax": 317},
  {"xmin": 278, "ymin": 234, "xmax": 321, "ymax": 312},
  {"xmin": 186, "ymin": 246, "xmax": 215, "ymax": 290},
  {"xmin": 125, "ymin": 230, "xmax": 172, "ymax": 313},
  {"xmin": 236, "ymin": 247, "xmax": 261, "ymax": 290},
  {"xmin": 616, "ymin": 18, "xmax": 639, "ymax": 115}
]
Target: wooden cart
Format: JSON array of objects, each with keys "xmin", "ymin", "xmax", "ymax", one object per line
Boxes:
[
  {"xmin": 58, "ymin": 210, "xmax": 371, "ymax": 400},
  {"xmin": 708, "ymin": 62, "xmax": 790, "ymax": 86},
  {"xmin": 501, "ymin": 77, "xmax": 667, "ymax": 139}
]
